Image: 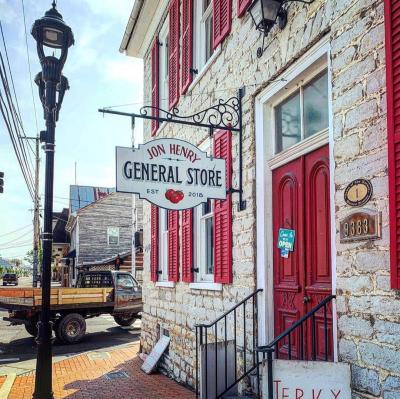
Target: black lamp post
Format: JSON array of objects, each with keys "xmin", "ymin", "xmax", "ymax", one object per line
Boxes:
[
  {"xmin": 248, "ymin": 0, "xmax": 314, "ymax": 57},
  {"xmin": 31, "ymin": 2, "xmax": 73, "ymax": 398}
]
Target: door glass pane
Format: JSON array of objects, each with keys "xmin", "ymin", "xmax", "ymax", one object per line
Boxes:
[
  {"xmin": 275, "ymin": 92, "xmax": 301, "ymax": 153},
  {"xmin": 303, "ymin": 72, "xmax": 328, "ymax": 138},
  {"xmin": 205, "ymin": 217, "xmax": 214, "ymax": 274}
]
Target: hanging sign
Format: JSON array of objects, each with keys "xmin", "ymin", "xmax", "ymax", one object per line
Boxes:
[
  {"xmin": 116, "ymin": 139, "xmax": 226, "ymax": 210},
  {"xmin": 277, "ymin": 228, "xmax": 295, "ymax": 258}
]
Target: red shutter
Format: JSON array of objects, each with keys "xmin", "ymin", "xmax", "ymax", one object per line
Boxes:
[
  {"xmin": 237, "ymin": 0, "xmax": 251, "ymax": 17},
  {"xmin": 385, "ymin": 0, "xmax": 400, "ymax": 289},
  {"xmin": 168, "ymin": 210, "xmax": 180, "ymax": 282},
  {"xmin": 213, "ymin": 130, "xmax": 232, "ymax": 284},
  {"xmin": 181, "ymin": 0, "xmax": 194, "ymax": 94},
  {"xmin": 150, "ymin": 205, "xmax": 159, "ymax": 282},
  {"xmin": 181, "ymin": 209, "xmax": 194, "ymax": 282},
  {"xmin": 169, "ymin": 0, "xmax": 181, "ymax": 109},
  {"xmin": 213, "ymin": 0, "xmax": 232, "ymax": 49},
  {"xmin": 151, "ymin": 38, "xmax": 159, "ymax": 136}
]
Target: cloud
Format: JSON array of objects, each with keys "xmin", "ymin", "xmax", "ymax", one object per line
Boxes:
[{"xmin": 103, "ymin": 58, "xmax": 143, "ymax": 84}]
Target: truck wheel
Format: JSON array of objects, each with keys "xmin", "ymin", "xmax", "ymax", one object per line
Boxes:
[
  {"xmin": 113, "ymin": 314, "xmax": 137, "ymax": 327},
  {"xmin": 57, "ymin": 313, "xmax": 86, "ymax": 344},
  {"xmin": 25, "ymin": 322, "xmax": 38, "ymax": 337}
]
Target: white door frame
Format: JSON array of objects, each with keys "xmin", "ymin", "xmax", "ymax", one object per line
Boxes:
[{"xmin": 255, "ymin": 37, "xmax": 338, "ymax": 361}]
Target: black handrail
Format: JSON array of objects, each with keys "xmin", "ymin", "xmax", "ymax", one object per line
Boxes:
[
  {"xmin": 256, "ymin": 294, "xmax": 336, "ymax": 399},
  {"xmin": 257, "ymin": 294, "xmax": 335, "ymax": 351},
  {"xmin": 195, "ymin": 288, "xmax": 263, "ymax": 399}
]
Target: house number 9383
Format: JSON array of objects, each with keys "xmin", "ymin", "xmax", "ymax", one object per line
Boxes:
[{"xmin": 339, "ymin": 210, "xmax": 381, "ymax": 243}]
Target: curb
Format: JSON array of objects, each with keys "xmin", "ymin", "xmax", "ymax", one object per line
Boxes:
[{"xmin": 0, "ymin": 373, "xmax": 16, "ymax": 399}]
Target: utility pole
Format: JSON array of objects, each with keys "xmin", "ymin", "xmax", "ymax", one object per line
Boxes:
[{"xmin": 22, "ymin": 136, "xmax": 41, "ymax": 288}]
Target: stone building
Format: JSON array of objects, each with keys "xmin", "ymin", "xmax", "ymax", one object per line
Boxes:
[{"xmin": 120, "ymin": 0, "xmax": 400, "ymax": 397}]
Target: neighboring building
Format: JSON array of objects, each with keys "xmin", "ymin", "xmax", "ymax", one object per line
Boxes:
[
  {"xmin": 65, "ymin": 191, "xmax": 142, "ymax": 285},
  {"xmin": 69, "ymin": 185, "xmax": 115, "ymax": 213},
  {"xmin": 52, "ymin": 208, "xmax": 70, "ymax": 283},
  {"xmin": 120, "ymin": 0, "xmax": 400, "ymax": 398}
]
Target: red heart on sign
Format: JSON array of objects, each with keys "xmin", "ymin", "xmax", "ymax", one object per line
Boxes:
[{"xmin": 165, "ymin": 189, "xmax": 184, "ymax": 204}]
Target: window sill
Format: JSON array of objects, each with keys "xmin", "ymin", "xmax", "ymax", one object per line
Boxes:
[
  {"xmin": 155, "ymin": 281, "xmax": 175, "ymax": 288},
  {"xmin": 189, "ymin": 282, "xmax": 222, "ymax": 291},
  {"xmin": 186, "ymin": 45, "xmax": 222, "ymax": 95}
]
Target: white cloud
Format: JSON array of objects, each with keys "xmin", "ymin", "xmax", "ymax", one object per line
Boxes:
[
  {"xmin": 103, "ymin": 57, "xmax": 143, "ymax": 84},
  {"xmin": 0, "ymin": 0, "xmax": 18, "ymax": 24}
]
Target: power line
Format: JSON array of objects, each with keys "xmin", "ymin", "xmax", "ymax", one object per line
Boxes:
[
  {"xmin": 0, "ymin": 224, "xmax": 32, "ymax": 238},
  {"xmin": 0, "ymin": 230, "xmax": 33, "ymax": 246},
  {"xmin": 102, "ymin": 78, "xmax": 287, "ymax": 110},
  {"xmin": 21, "ymin": 0, "xmax": 39, "ymax": 138},
  {"xmin": 0, "ymin": 241, "xmax": 33, "ymax": 250}
]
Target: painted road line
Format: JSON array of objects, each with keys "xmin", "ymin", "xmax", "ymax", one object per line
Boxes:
[{"xmin": 0, "ymin": 373, "xmax": 16, "ymax": 399}]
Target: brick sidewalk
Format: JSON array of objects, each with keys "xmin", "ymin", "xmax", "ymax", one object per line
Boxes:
[{"xmin": 7, "ymin": 344, "xmax": 195, "ymax": 399}]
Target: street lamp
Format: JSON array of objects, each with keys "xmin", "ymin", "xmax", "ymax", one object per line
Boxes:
[
  {"xmin": 248, "ymin": 0, "xmax": 314, "ymax": 57},
  {"xmin": 31, "ymin": 2, "xmax": 73, "ymax": 398}
]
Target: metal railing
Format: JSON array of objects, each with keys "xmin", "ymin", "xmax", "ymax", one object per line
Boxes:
[
  {"xmin": 195, "ymin": 289, "xmax": 263, "ymax": 399},
  {"xmin": 256, "ymin": 294, "xmax": 336, "ymax": 399}
]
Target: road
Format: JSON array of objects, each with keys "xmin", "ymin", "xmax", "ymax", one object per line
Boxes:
[{"xmin": 0, "ymin": 276, "xmax": 141, "ymax": 376}]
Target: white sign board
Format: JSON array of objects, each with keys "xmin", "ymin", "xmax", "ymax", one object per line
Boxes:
[
  {"xmin": 263, "ymin": 360, "xmax": 351, "ymax": 399},
  {"xmin": 116, "ymin": 139, "xmax": 226, "ymax": 210},
  {"xmin": 141, "ymin": 335, "xmax": 170, "ymax": 374}
]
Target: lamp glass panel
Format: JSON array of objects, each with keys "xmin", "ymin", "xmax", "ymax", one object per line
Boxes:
[
  {"xmin": 303, "ymin": 71, "xmax": 329, "ymax": 138},
  {"xmin": 261, "ymin": 0, "xmax": 282, "ymax": 21},
  {"xmin": 43, "ymin": 28, "xmax": 63, "ymax": 48},
  {"xmin": 275, "ymin": 91, "xmax": 301, "ymax": 152}
]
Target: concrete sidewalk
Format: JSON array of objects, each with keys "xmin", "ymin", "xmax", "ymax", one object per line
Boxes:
[{"xmin": 5, "ymin": 343, "xmax": 195, "ymax": 399}]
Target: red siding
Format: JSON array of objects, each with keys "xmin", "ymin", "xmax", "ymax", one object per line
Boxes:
[
  {"xmin": 213, "ymin": 0, "xmax": 232, "ymax": 49},
  {"xmin": 168, "ymin": 210, "xmax": 180, "ymax": 282},
  {"xmin": 237, "ymin": 0, "xmax": 251, "ymax": 17},
  {"xmin": 150, "ymin": 205, "xmax": 159, "ymax": 282},
  {"xmin": 213, "ymin": 130, "xmax": 233, "ymax": 284},
  {"xmin": 385, "ymin": 0, "xmax": 400, "ymax": 289},
  {"xmin": 181, "ymin": 0, "xmax": 194, "ymax": 94},
  {"xmin": 181, "ymin": 209, "xmax": 194, "ymax": 282},
  {"xmin": 151, "ymin": 38, "xmax": 159, "ymax": 136},
  {"xmin": 169, "ymin": 0, "xmax": 181, "ymax": 109}
]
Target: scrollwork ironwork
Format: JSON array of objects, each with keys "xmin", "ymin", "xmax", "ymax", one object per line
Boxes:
[{"xmin": 139, "ymin": 96, "xmax": 240, "ymax": 130}]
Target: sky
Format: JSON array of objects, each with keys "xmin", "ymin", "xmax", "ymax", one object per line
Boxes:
[{"xmin": 0, "ymin": 0, "xmax": 143, "ymax": 260}]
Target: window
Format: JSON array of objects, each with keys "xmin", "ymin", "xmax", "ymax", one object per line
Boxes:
[
  {"xmin": 275, "ymin": 71, "xmax": 329, "ymax": 153},
  {"xmin": 107, "ymin": 227, "xmax": 119, "ymax": 245},
  {"xmin": 159, "ymin": 21, "xmax": 169, "ymax": 111},
  {"xmin": 193, "ymin": 0, "xmax": 214, "ymax": 73},
  {"xmin": 116, "ymin": 274, "xmax": 135, "ymax": 290},
  {"xmin": 194, "ymin": 200, "xmax": 214, "ymax": 282},
  {"xmin": 159, "ymin": 209, "xmax": 169, "ymax": 281}
]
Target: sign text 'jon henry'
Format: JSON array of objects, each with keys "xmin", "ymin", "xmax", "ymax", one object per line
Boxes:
[{"xmin": 116, "ymin": 139, "xmax": 226, "ymax": 210}]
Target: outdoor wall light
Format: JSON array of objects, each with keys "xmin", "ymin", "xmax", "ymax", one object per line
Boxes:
[{"xmin": 248, "ymin": 0, "xmax": 314, "ymax": 58}]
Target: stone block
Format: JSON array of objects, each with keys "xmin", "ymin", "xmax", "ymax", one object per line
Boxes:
[
  {"xmin": 338, "ymin": 315, "xmax": 373, "ymax": 339},
  {"xmin": 338, "ymin": 338, "xmax": 358, "ymax": 361},
  {"xmin": 375, "ymin": 320, "xmax": 400, "ymax": 346},
  {"xmin": 359, "ymin": 341, "xmax": 400, "ymax": 374},
  {"xmin": 351, "ymin": 364, "xmax": 381, "ymax": 396}
]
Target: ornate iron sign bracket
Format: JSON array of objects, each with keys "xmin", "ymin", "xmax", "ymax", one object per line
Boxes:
[{"xmin": 98, "ymin": 88, "xmax": 246, "ymax": 211}]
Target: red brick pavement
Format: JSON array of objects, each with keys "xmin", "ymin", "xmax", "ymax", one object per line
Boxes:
[
  {"xmin": 8, "ymin": 344, "xmax": 195, "ymax": 399},
  {"xmin": 0, "ymin": 375, "xmax": 5, "ymax": 389}
]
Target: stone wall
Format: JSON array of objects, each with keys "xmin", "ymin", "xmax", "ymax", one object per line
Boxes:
[{"xmin": 138, "ymin": 0, "xmax": 400, "ymax": 397}]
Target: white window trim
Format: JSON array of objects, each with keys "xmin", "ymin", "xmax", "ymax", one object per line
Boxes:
[
  {"xmin": 156, "ymin": 281, "xmax": 175, "ymax": 288},
  {"xmin": 107, "ymin": 227, "xmax": 120, "ymax": 246},
  {"xmin": 189, "ymin": 282, "xmax": 222, "ymax": 291},
  {"xmin": 187, "ymin": 1, "xmax": 221, "ymax": 95},
  {"xmin": 159, "ymin": 19, "xmax": 169, "ymax": 112},
  {"xmin": 255, "ymin": 37, "xmax": 338, "ymax": 362},
  {"xmin": 158, "ymin": 208, "xmax": 169, "ymax": 282}
]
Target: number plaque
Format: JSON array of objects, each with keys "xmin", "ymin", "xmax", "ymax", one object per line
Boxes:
[{"xmin": 340, "ymin": 209, "xmax": 381, "ymax": 243}]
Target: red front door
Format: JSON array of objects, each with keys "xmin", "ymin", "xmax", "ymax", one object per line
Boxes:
[{"xmin": 272, "ymin": 145, "xmax": 333, "ymax": 360}]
